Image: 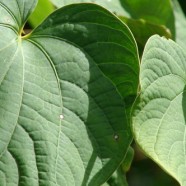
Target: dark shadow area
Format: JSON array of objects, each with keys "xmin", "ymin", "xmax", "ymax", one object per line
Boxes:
[
  {"xmin": 178, "ymin": 0, "xmax": 186, "ymax": 15},
  {"xmin": 127, "ymin": 158, "xmax": 179, "ymax": 186},
  {"xmin": 80, "ymin": 55, "xmax": 130, "ymax": 186}
]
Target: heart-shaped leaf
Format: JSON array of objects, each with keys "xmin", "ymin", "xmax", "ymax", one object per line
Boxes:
[
  {"xmin": 132, "ymin": 35, "xmax": 186, "ymax": 186},
  {"xmin": 0, "ymin": 0, "xmax": 138, "ymax": 185}
]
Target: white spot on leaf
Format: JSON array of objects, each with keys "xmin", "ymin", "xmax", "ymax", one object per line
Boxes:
[
  {"xmin": 114, "ymin": 134, "xmax": 119, "ymax": 141},
  {"xmin": 60, "ymin": 114, "xmax": 64, "ymax": 120},
  {"xmin": 4, "ymin": 16, "xmax": 11, "ymax": 24}
]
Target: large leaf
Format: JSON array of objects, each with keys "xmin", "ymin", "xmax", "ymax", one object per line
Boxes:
[
  {"xmin": 49, "ymin": 0, "xmax": 176, "ymax": 102},
  {"xmin": 0, "ymin": 0, "xmax": 137, "ymax": 185},
  {"xmin": 132, "ymin": 35, "xmax": 186, "ymax": 186}
]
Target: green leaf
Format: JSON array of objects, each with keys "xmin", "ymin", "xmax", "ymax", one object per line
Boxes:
[
  {"xmin": 0, "ymin": 0, "xmax": 137, "ymax": 185},
  {"xmin": 50, "ymin": 1, "xmax": 140, "ymax": 120},
  {"xmin": 120, "ymin": 0, "xmax": 175, "ymax": 38},
  {"xmin": 132, "ymin": 35, "xmax": 186, "ymax": 186},
  {"xmin": 171, "ymin": 0, "xmax": 186, "ymax": 50},
  {"xmin": 120, "ymin": 17, "xmax": 172, "ymax": 54},
  {"xmin": 28, "ymin": 0, "xmax": 54, "ymax": 28},
  {"xmin": 37, "ymin": 1, "xmax": 140, "ymax": 108}
]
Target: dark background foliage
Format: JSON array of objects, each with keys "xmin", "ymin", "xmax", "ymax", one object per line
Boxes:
[{"xmin": 178, "ymin": 0, "xmax": 186, "ymax": 14}]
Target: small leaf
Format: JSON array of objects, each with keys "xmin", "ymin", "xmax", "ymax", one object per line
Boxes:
[
  {"xmin": 36, "ymin": 1, "xmax": 140, "ymax": 111},
  {"xmin": 132, "ymin": 35, "xmax": 186, "ymax": 186}
]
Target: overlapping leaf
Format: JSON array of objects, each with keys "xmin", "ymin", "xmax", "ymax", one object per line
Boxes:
[
  {"xmin": 132, "ymin": 35, "xmax": 186, "ymax": 186},
  {"xmin": 0, "ymin": 0, "xmax": 139, "ymax": 185}
]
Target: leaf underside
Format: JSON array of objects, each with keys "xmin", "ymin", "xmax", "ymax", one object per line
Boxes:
[
  {"xmin": 0, "ymin": 0, "xmax": 138, "ymax": 185},
  {"xmin": 132, "ymin": 35, "xmax": 186, "ymax": 186}
]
